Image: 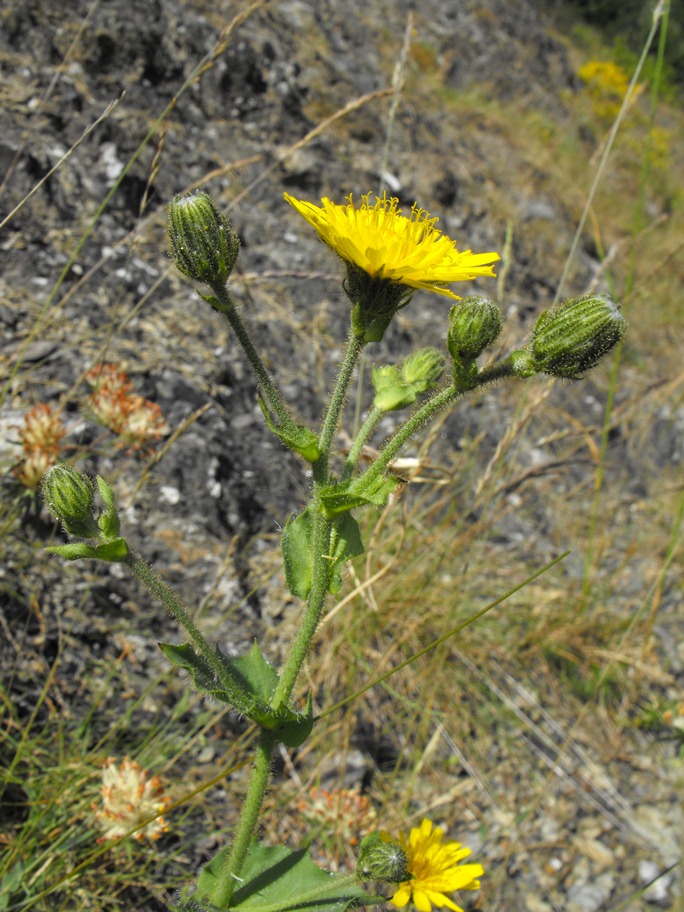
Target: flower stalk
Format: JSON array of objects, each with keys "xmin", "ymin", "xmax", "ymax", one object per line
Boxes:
[
  {"xmin": 210, "ymin": 729, "xmax": 277, "ymax": 909},
  {"xmin": 208, "ymin": 283, "xmax": 301, "ymax": 440},
  {"xmin": 123, "ymin": 551, "xmax": 237, "ymax": 693}
]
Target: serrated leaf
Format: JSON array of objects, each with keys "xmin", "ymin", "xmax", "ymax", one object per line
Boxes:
[
  {"xmin": 319, "ymin": 476, "xmax": 400, "ymax": 518},
  {"xmin": 281, "ymin": 507, "xmax": 314, "ymax": 600},
  {"xmin": 196, "ymin": 842, "xmax": 378, "ymax": 912},
  {"xmin": 159, "ymin": 642, "xmax": 312, "ymax": 738},
  {"xmin": 258, "ymin": 396, "xmax": 320, "ymax": 463},
  {"xmin": 229, "ymin": 641, "xmax": 280, "ymax": 702},
  {"xmin": 328, "ymin": 513, "xmax": 364, "ymax": 594},
  {"xmin": 281, "ymin": 509, "xmax": 364, "ymax": 600}
]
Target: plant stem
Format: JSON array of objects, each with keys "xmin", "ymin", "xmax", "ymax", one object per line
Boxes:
[
  {"xmin": 352, "ymin": 385, "xmax": 460, "ymax": 494},
  {"xmin": 123, "ymin": 550, "xmax": 230, "ymax": 691},
  {"xmin": 353, "ymin": 359, "xmax": 516, "ymax": 495},
  {"xmin": 343, "ymin": 405, "xmax": 383, "ymax": 478},
  {"xmin": 210, "ymin": 283, "xmax": 298, "ymax": 435},
  {"xmin": 314, "ymin": 331, "xmax": 365, "ymax": 484},
  {"xmin": 210, "ymin": 728, "xmax": 276, "ymax": 910},
  {"xmin": 270, "ymin": 332, "xmax": 365, "ymax": 709},
  {"xmin": 270, "ymin": 509, "xmax": 333, "ymax": 711}
]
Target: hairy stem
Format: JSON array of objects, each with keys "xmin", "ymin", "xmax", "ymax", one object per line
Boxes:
[
  {"xmin": 343, "ymin": 404, "xmax": 383, "ymax": 478},
  {"xmin": 123, "ymin": 551, "xmax": 229, "ymax": 686},
  {"xmin": 354, "ymin": 359, "xmax": 516, "ymax": 493},
  {"xmin": 210, "ymin": 283, "xmax": 298, "ymax": 435},
  {"xmin": 210, "ymin": 729, "xmax": 276, "ymax": 909},
  {"xmin": 314, "ymin": 331, "xmax": 365, "ymax": 484}
]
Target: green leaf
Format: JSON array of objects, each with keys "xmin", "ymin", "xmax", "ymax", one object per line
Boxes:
[
  {"xmin": 281, "ymin": 507, "xmax": 314, "ymax": 600},
  {"xmin": 46, "ymin": 543, "xmax": 103, "ymax": 561},
  {"xmin": 281, "ymin": 509, "xmax": 365, "ymax": 600},
  {"xmin": 45, "ymin": 537, "xmax": 128, "ymax": 562},
  {"xmin": 95, "ymin": 476, "xmax": 121, "ymax": 539},
  {"xmin": 159, "ymin": 642, "xmax": 312, "ymax": 739},
  {"xmin": 195, "ymin": 842, "xmax": 379, "ymax": 912},
  {"xmin": 319, "ymin": 477, "xmax": 400, "ymax": 519},
  {"xmin": 229, "ymin": 640, "xmax": 280, "ymax": 702},
  {"xmin": 92, "ymin": 538, "xmax": 129, "ymax": 561},
  {"xmin": 258, "ymin": 396, "xmax": 320, "ymax": 463},
  {"xmin": 328, "ymin": 513, "xmax": 364, "ymax": 595},
  {"xmin": 0, "ymin": 861, "xmax": 25, "ymax": 911},
  {"xmin": 198, "ymin": 291, "xmax": 225, "ymax": 311},
  {"xmin": 275, "ymin": 691, "xmax": 314, "ymax": 748}
]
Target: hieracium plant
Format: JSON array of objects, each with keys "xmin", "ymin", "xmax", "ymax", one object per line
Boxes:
[{"xmin": 42, "ymin": 189, "xmax": 626, "ymax": 912}]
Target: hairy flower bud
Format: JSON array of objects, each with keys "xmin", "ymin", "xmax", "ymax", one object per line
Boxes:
[
  {"xmin": 42, "ymin": 464, "xmax": 100, "ymax": 538},
  {"xmin": 447, "ymin": 297, "xmax": 503, "ymax": 361},
  {"xmin": 357, "ymin": 831, "xmax": 409, "ymax": 884},
  {"xmin": 513, "ymin": 293, "xmax": 626, "ymax": 379},
  {"xmin": 372, "ymin": 348, "xmax": 445, "ymax": 412},
  {"xmin": 401, "ymin": 347, "xmax": 446, "ymax": 389},
  {"xmin": 168, "ymin": 193, "xmax": 240, "ymax": 286}
]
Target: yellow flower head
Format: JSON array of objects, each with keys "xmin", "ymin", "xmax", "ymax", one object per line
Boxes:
[
  {"xmin": 94, "ymin": 756, "xmax": 171, "ymax": 843},
  {"xmin": 389, "ymin": 819, "xmax": 484, "ymax": 912},
  {"xmin": 284, "ymin": 192, "xmax": 499, "ymax": 300}
]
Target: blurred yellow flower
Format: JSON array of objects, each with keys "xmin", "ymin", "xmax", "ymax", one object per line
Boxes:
[
  {"xmin": 296, "ymin": 785, "xmax": 377, "ymax": 848},
  {"xmin": 389, "ymin": 818, "xmax": 483, "ymax": 912},
  {"xmin": 95, "ymin": 757, "xmax": 171, "ymax": 842},
  {"xmin": 285, "ymin": 192, "xmax": 499, "ymax": 300},
  {"xmin": 85, "ymin": 364, "xmax": 168, "ymax": 450},
  {"xmin": 13, "ymin": 403, "xmax": 65, "ymax": 489}
]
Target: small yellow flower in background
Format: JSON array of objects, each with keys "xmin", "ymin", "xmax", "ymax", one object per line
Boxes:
[
  {"xmin": 285, "ymin": 192, "xmax": 499, "ymax": 300},
  {"xmin": 17, "ymin": 402, "xmax": 66, "ymax": 453},
  {"xmin": 119, "ymin": 396, "xmax": 168, "ymax": 448},
  {"xmin": 578, "ymin": 60, "xmax": 644, "ymax": 123},
  {"xmin": 296, "ymin": 785, "xmax": 377, "ymax": 848},
  {"xmin": 13, "ymin": 403, "xmax": 65, "ymax": 489},
  {"xmin": 85, "ymin": 364, "xmax": 168, "ymax": 450},
  {"xmin": 389, "ymin": 818, "xmax": 484, "ymax": 912},
  {"xmin": 95, "ymin": 756, "xmax": 171, "ymax": 842}
]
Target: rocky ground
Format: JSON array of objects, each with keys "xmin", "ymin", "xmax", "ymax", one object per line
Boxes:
[{"xmin": 1, "ymin": 1, "xmax": 683, "ymax": 910}]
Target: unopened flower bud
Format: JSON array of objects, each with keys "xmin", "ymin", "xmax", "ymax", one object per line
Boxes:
[
  {"xmin": 357, "ymin": 831, "xmax": 409, "ymax": 884},
  {"xmin": 447, "ymin": 297, "xmax": 503, "ymax": 361},
  {"xmin": 401, "ymin": 347, "xmax": 445, "ymax": 389},
  {"xmin": 527, "ymin": 293, "xmax": 626, "ymax": 379},
  {"xmin": 372, "ymin": 348, "xmax": 445, "ymax": 412},
  {"xmin": 168, "ymin": 193, "xmax": 240, "ymax": 286},
  {"xmin": 42, "ymin": 464, "xmax": 100, "ymax": 538}
]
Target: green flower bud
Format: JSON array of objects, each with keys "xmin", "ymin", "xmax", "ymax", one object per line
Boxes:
[
  {"xmin": 401, "ymin": 347, "xmax": 445, "ymax": 389},
  {"xmin": 447, "ymin": 296, "xmax": 503, "ymax": 361},
  {"xmin": 168, "ymin": 193, "xmax": 240, "ymax": 286},
  {"xmin": 372, "ymin": 348, "xmax": 445, "ymax": 412},
  {"xmin": 371, "ymin": 364, "xmax": 406, "ymax": 411},
  {"xmin": 42, "ymin": 464, "xmax": 100, "ymax": 538},
  {"xmin": 528, "ymin": 293, "xmax": 626, "ymax": 379},
  {"xmin": 357, "ymin": 831, "xmax": 409, "ymax": 884}
]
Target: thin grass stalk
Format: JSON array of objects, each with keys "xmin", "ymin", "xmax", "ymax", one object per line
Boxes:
[{"xmin": 577, "ymin": 1, "xmax": 671, "ymax": 614}]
